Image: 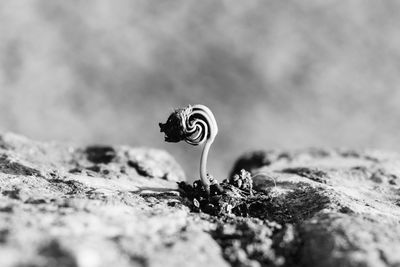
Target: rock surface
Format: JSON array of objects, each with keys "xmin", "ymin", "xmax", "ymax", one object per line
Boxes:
[{"xmin": 1, "ymin": 134, "xmax": 400, "ymax": 267}]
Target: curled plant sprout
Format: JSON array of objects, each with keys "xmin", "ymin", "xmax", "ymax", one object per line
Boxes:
[{"xmin": 159, "ymin": 104, "xmax": 218, "ymax": 194}]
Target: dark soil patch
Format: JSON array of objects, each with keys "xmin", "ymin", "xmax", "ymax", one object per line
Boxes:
[
  {"xmin": 128, "ymin": 160, "xmax": 150, "ymax": 177},
  {"xmin": 2, "ymin": 188, "xmax": 21, "ymax": 200},
  {"xmin": 179, "ymin": 177, "xmax": 329, "ymax": 224},
  {"xmin": 178, "ymin": 171, "xmax": 330, "ymax": 267},
  {"xmin": 0, "ymin": 154, "xmax": 41, "ymax": 176},
  {"xmin": 85, "ymin": 146, "xmax": 116, "ymax": 164},
  {"xmin": 211, "ymin": 218, "xmax": 284, "ymax": 267}
]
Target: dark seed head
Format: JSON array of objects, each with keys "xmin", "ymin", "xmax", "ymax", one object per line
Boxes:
[{"xmin": 159, "ymin": 109, "xmax": 187, "ymax": 143}]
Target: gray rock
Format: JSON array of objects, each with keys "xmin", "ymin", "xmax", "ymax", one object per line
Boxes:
[
  {"xmin": 1, "ymin": 136, "xmax": 400, "ymax": 267},
  {"xmin": 230, "ymin": 148, "xmax": 400, "ymax": 267},
  {"xmin": 0, "ymin": 133, "xmax": 227, "ymax": 267}
]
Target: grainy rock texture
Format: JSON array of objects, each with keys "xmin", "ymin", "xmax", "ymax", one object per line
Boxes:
[{"xmin": 1, "ymin": 134, "xmax": 400, "ymax": 267}]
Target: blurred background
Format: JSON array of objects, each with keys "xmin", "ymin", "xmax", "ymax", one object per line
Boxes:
[{"xmin": 1, "ymin": 0, "xmax": 400, "ymax": 181}]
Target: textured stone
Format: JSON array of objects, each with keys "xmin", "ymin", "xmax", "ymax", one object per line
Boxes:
[
  {"xmin": 0, "ymin": 133, "xmax": 227, "ymax": 267},
  {"xmin": 230, "ymin": 148, "xmax": 400, "ymax": 267},
  {"xmin": 1, "ymin": 134, "xmax": 400, "ymax": 267}
]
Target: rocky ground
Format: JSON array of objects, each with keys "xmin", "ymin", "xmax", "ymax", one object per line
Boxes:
[{"xmin": 0, "ymin": 133, "xmax": 400, "ymax": 267}]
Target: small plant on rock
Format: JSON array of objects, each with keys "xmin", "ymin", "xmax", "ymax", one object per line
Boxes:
[
  {"xmin": 160, "ymin": 105, "xmax": 260, "ymax": 216},
  {"xmin": 159, "ymin": 104, "xmax": 218, "ymax": 194}
]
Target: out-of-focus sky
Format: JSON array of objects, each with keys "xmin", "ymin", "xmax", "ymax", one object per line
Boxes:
[{"xmin": 1, "ymin": 0, "xmax": 400, "ymax": 180}]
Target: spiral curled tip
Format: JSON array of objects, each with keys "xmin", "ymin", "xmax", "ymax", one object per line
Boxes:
[{"xmin": 159, "ymin": 104, "xmax": 218, "ymax": 146}]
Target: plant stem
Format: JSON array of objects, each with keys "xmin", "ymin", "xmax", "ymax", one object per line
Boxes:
[{"xmin": 200, "ymin": 138, "xmax": 213, "ymax": 194}]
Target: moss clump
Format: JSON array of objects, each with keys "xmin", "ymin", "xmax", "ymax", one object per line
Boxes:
[{"xmin": 178, "ymin": 170, "xmax": 256, "ymax": 216}]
